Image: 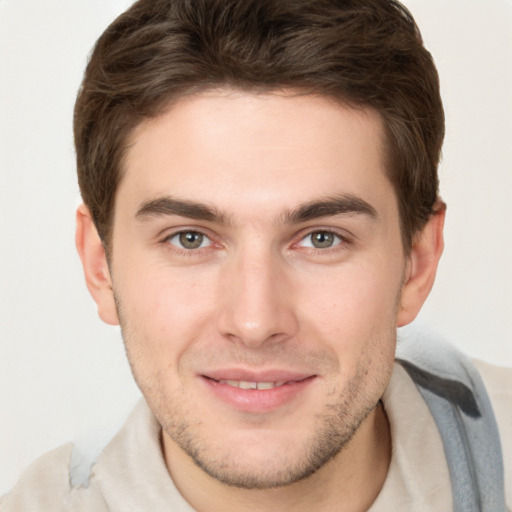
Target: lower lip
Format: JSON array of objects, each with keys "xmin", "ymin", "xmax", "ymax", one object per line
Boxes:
[{"xmin": 201, "ymin": 376, "xmax": 316, "ymax": 413}]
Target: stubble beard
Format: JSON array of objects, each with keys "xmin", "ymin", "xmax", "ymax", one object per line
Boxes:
[
  {"xmin": 128, "ymin": 342, "xmax": 390, "ymax": 491},
  {"xmin": 115, "ymin": 294, "xmax": 396, "ymax": 491},
  {"xmin": 165, "ymin": 377, "xmax": 380, "ymax": 490}
]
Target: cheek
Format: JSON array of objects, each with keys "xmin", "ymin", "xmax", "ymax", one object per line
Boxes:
[
  {"xmin": 114, "ymin": 261, "xmax": 218, "ymax": 353},
  {"xmin": 297, "ymin": 261, "xmax": 402, "ymax": 356}
]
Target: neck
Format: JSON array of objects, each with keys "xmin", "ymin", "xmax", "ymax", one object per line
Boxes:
[{"xmin": 164, "ymin": 402, "xmax": 391, "ymax": 512}]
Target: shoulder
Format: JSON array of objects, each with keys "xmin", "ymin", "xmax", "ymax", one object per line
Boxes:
[
  {"xmin": 1, "ymin": 434, "xmax": 115, "ymax": 512},
  {"xmin": 1, "ymin": 443, "xmax": 73, "ymax": 511},
  {"xmin": 0, "ymin": 400, "xmax": 153, "ymax": 512},
  {"xmin": 474, "ymin": 359, "xmax": 512, "ymax": 401},
  {"xmin": 474, "ymin": 359, "xmax": 512, "ymax": 507},
  {"xmin": 474, "ymin": 359, "xmax": 512, "ymax": 439}
]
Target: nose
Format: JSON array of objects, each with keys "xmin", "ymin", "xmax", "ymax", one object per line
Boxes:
[{"xmin": 217, "ymin": 246, "xmax": 299, "ymax": 348}]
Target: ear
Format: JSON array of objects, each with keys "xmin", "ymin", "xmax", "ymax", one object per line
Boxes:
[
  {"xmin": 397, "ymin": 203, "xmax": 446, "ymax": 327},
  {"xmin": 75, "ymin": 204, "xmax": 119, "ymax": 326}
]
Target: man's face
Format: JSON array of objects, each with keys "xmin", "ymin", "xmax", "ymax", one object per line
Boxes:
[{"xmin": 107, "ymin": 90, "xmax": 407, "ymax": 488}]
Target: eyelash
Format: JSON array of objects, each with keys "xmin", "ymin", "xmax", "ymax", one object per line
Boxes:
[
  {"xmin": 160, "ymin": 228, "xmax": 351, "ymax": 256},
  {"xmin": 297, "ymin": 230, "xmax": 346, "ymax": 250},
  {"xmin": 161, "ymin": 229, "xmax": 216, "ymax": 256}
]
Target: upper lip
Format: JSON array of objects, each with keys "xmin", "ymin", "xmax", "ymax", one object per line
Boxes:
[{"xmin": 201, "ymin": 369, "xmax": 315, "ymax": 383}]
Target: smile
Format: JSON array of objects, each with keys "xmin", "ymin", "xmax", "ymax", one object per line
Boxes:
[
  {"xmin": 201, "ymin": 374, "xmax": 317, "ymax": 413},
  {"xmin": 217, "ymin": 380, "xmax": 288, "ymax": 390}
]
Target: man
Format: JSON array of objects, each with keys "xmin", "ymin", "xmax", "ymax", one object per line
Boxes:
[{"xmin": 2, "ymin": 0, "xmax": 510, "ymax": 510}]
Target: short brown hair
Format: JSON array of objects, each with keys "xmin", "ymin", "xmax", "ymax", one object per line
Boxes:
[{"xmin": 74, "ymin": 0, "xmax": 444, "ymax": 253}]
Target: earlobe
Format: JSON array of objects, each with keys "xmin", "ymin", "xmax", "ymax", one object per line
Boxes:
[
  {"xmin": 397, "ymin": 203, "xmax": 446, "ymax": 327},
  {"xmin": 75, "ymin": 204, "xmax": 119, "ymax": 326}
]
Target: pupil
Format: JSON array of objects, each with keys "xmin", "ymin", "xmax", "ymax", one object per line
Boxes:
[
  {"xmin": 180, "ymin": 231, "xmax": 203, "ymax": 249},
  {"xmin": 312, "ymin": 231, "xmax": 333, "ymax": 248}
]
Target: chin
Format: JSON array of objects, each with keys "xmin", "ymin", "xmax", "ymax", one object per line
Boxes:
[{"xmin": 165, "ymin": 393, "xmax": 377, "ymax": 490}]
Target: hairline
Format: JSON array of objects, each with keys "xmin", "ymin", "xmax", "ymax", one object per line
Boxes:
[{"xmin": 102, "ymin": 86, "xmax": 421, "ymax": 258}]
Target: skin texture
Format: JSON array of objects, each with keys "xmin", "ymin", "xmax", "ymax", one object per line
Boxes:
[{"xmin": 76, "ymin": 90, "xmax": 444, "ymax": 512}]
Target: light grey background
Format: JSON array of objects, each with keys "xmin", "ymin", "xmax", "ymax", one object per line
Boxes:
[{"xmin": 1, "ymin": 0, "xmax": 511, "ymax": 494}]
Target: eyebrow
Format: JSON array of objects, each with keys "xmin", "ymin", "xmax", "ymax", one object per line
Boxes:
[
  {"xmin": 283, "ymin": 194, "xmax": 378, "ymax": 224},
  {"xmin": 136, "ymin": 197, "xmax": 231, "ymax": 224},
  {"xmin": 135, "ymin": 193, "xmax": 377, "ymax": 225}
]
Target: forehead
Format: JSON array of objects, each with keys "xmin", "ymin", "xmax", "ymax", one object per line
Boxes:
[{"xmin": 118, "ymin": 89, "xmax": 394, "ymax": 222}]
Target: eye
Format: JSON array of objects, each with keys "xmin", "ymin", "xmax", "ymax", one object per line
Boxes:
[
  {"xmin": 300, "ymin": 230, "xmax": 343, "ymax": 249},
  {"xmin": 167, "ymin": 230, "xmax": 212, "ymax": 250}
]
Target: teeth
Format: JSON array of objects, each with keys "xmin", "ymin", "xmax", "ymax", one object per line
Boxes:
[
  {"xmin": 239, "ymin": 381, "xmax": 258, "ymax": 390},
  {"xmin": 218, "ymin": 380, "xmax": 287, "ymax": 390},
  {"xmin": 256, "ymin": 382, "xmax": 275, "ymax": 390}
]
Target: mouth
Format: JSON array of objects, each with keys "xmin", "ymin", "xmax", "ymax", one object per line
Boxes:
[
  {"xmin": 200, "ymin": 372, "xmax": 317, "ymax": 413},
  {"xmin": 215, "ymin": 379, "xmax": 289, "ymax": 390}
]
